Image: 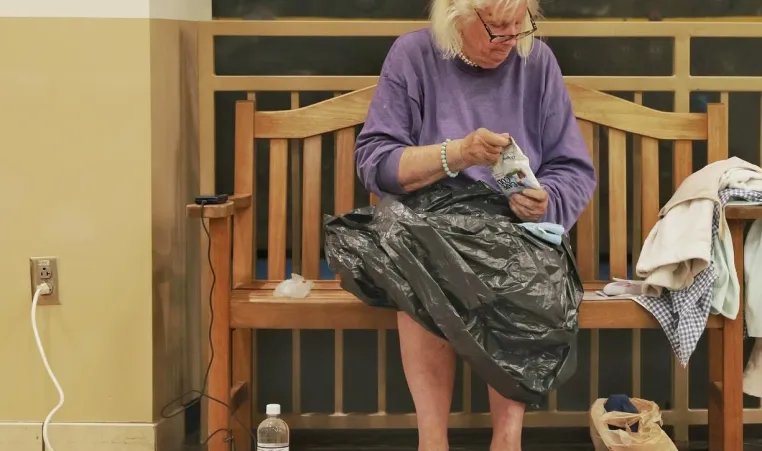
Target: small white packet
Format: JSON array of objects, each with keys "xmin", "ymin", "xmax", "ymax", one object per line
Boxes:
[
  {"xmin": 490, "ymin": 137, "xmax": 542, "ymax": 197},
  {"xmin": 273, "ymin": 273, "xmax": 314, "ymax": 298}
]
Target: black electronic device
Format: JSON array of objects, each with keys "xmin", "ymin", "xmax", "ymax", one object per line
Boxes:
[{"xmin": 194, "ymin": 194, "xmax": 229, "ymax": 205}]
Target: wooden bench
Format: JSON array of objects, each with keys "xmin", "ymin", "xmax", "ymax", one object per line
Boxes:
[{"xmin": 187, "ymin": 83, "xmax": 762, "ymax": 451}]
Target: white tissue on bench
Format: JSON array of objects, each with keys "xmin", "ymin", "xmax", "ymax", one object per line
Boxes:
[{"xmin": 273, "ymin": 273, "xmax": 314, "ymax": 299}]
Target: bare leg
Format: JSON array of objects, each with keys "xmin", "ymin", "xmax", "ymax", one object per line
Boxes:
[
  {"xmin": 398, "ymin": 312, "xmax": 456, "ymax": 451},
  {"xmin": 488, "ymin": 385, "xmax": 526, "ymax": 451}
]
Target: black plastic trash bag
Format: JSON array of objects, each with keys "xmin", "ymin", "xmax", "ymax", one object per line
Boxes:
[{"xmin": 323, "ymin": 182, "xmax": 584, "ymax": 406}]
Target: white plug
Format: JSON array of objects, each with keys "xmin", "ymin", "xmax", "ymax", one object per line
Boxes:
[{"xmin": 37, "ymin": 282, "xmax": 53, "ymax": 296}]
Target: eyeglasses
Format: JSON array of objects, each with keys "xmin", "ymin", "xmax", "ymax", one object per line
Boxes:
[{"xmin": 473, "ymin": 8, "xmax": 537, "ymax": 43}]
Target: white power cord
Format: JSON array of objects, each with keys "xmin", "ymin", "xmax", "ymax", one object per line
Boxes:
[{"xmin": 31, "ymin": 283, "xmax": 65, "ymax": 451}]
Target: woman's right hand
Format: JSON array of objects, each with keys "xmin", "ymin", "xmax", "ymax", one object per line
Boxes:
[{"xmin": 455, "ymin": 128, "xmax": 512, "ymax": 168}]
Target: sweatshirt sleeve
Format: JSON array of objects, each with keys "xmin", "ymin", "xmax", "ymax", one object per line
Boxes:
[
  {"xmin": 355, "ymin": 40, "xmax": 422, "ymax": 197},
  {"xmin": 535, "ymin": 50, "xmax": 597, "ymax": 231}
]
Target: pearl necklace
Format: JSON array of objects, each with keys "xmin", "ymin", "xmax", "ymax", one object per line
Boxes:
[{"xmin": 457, "ymin": 51, "xmax": 480, "ymax": 68}]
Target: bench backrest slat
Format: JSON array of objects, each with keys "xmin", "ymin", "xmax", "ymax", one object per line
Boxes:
[
  {"xmin": 335, "ymin": 127, "xmax": 357, "ymax": 216},
  {"xmin": 268, "ymin": 138, "xmax": 289, "ymax": 280},
  {"xmin": 302, "ymin": 135, "xmax": 323, "ymax": 280},
  {"xmin": 674, "ymin": 140, "xmax": 693, "ymax": 190},
  {"xmin": 574, "ymin": 119, "xmax": 599, "ymax": 281},
  {"xmin": 640, "ymin": 136, "xmax": 660, "ymax": 243},
  {"xmin": 234, "ymin": 83, "xmax": 727, "ymax": 286},
  {"xmin": 335, "ymin": 126, "xmax": 357, "ymax": 280},
  {"xmin": 608, "ymin": 128, "xmax": 628, "ymax": 280}
]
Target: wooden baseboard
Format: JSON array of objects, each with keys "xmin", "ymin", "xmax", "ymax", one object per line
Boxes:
[
  {"xmin": 0, "ymin": 415, "xmax": 184, "ymax": 451},
  {"xmin": 0, "ymin": 423, "xmax": 40, "ymax": 451}
]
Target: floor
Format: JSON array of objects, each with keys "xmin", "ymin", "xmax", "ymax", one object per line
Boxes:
[
  {"xmin": 178, "ymin": 432, "xmax": 762, "ymax": 450},
  {"xmin": 179, "ymin": 443, "xmax": 762, "ymax": 450}
]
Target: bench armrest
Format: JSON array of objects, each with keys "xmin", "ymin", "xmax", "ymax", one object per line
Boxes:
[
  {"xmin": 726, "ymin": 204, "xmax": 762, "ymax": 220},
  {"xmin": 186, "ymin": 194, "xmax": 252, "ymax": 219}
]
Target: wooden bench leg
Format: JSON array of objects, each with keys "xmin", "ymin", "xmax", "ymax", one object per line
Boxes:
[
  {"xmin": 232, "ymin": 328, "xmax": 253, "ymax": 451},
  {"xmin": 208, "ymin": 216, "xmax": 232, "ymax": 451},
  {"xmin": 709, "ymin": 220, "xmax": 745, "ymax": 451},
  {"xmin": 708, "ymin": 328, "xmax": 724, "ymax": 450}
]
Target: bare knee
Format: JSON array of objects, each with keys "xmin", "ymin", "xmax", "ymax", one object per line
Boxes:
[{"xmin": 398, "ymin": 312, "xmax": 449, "ymax": 349}]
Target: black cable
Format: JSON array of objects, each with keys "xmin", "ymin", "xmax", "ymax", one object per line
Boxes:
[
  {"xmin": 159, "ymin": 201, "xmax": 257, "ymax": 448},
  {"xmin": 192, "ymin": 428, "xmax": 235, "ymax": 449}
]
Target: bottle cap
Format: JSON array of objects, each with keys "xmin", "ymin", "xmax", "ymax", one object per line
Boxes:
[{"xmin": 266, "ymin": 404, "xmax": 281, "ymax": 415}]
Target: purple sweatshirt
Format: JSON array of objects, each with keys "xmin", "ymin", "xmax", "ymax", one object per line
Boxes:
[{"xmin": 355, "ymin": 29, "xmax": 597, "ymax": 231}]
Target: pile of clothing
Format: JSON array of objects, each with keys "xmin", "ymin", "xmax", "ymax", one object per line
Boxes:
[{"xmin": 632, "ymin": 157, "xmax": 762, "ymax": 384}]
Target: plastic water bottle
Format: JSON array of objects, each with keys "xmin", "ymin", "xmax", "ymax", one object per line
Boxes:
[{"xmin": 257, "ymin": 403, "xmax": 290, "ymax": 450}]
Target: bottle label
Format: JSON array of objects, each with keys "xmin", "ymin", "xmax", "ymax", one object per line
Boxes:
[{"xmin": 257, "ymin": 446, "xmax": 288, "ymax": 451}]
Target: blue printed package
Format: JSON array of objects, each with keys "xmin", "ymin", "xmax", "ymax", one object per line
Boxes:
[{"xmin": 490, "ymin": 138, "xmax": 542, "ymax": 197}]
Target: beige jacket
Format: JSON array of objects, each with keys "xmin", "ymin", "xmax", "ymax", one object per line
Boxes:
[
  {"xmin": 636, "ymin": 157, "xmax": 762, "ymax": 296},
  {"xmin": 660, "ymin": 157, "xmax": 762, "ymax": 233}
]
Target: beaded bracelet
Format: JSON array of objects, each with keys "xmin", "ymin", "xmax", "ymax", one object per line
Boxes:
[{"xmin": 440, "ymin": 139, "xmax": 459, "ymax": 178}]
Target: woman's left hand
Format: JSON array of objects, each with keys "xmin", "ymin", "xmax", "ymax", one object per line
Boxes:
[{"xmin": 509, "ymin": 188, "xmax": 548, "ymax": 222}]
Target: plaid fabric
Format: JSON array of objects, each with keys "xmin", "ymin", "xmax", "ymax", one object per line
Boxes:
[{"xmin": 634, "ymin": 188, "xmax": 762, "ymax": 366}]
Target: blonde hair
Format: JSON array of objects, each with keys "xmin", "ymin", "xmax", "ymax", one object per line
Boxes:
[{"xmin": 429, "ymin": 0, "xmax": 541, "ymax": 60}]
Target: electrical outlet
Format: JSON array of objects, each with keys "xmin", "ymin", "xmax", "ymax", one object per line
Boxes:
[{"xmin": 30, "ymin": 257, "xmax": 59, "ymax": 305}]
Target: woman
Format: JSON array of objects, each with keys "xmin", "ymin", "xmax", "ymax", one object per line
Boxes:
[{"xmin": 354, "ymin": 0, "xmax": 597, "ymax": 449}]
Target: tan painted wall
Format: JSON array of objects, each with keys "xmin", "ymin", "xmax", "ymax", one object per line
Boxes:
[
  {"xmin": 150, "ymin": 18, "xmax": 201, "ymax": 421},
  {"xmin": 0, "ymin": 16, "xmax": 200, "ymax": 430}
]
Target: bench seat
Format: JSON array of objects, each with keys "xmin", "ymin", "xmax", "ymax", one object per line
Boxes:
[{"xmin": 231, "ymin": 281, "xmax": 725, "ymax": 330}]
